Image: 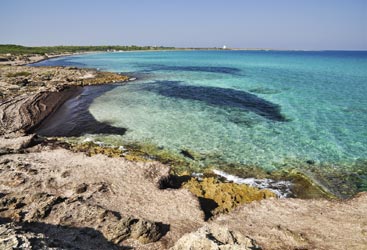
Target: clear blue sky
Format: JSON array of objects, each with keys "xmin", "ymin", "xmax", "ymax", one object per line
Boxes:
[{"xmin": 1, "ymin": 0, "xmax": 366, "ymax": 50}]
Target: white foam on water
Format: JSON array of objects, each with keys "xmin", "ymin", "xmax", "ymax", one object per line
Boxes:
[
  {"xmin": 82, "ymin": 137, "xmax": 93, "ymax": 143},
  {"xmin": 212, "ymin": 169, "xmax": 292, "ymax": 198}
]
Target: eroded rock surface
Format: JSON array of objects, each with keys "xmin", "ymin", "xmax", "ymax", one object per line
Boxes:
[
  {"xmin": 0, "ymin": 191, "xmax": 166, "ymax": 245},
  {"xmin": 0, "ymin": 65, "xmax": 129, "ymax": 135},
  {"xmin": 212, "ymin": 192, "xmax": 367, "ymax": 250},
  {"xmin": 0, "ymin": 65, "xmax": 129, "ymax": 99},
  {"xmin": 0, "ymin": 219, "xmax": 122, "ymax": 250},
  {"xmin": 0, "ymin": 89, "xmax": 79, "ymax": 135},
  {"xmin": 0, "ymin": 145, "xmax": 367, "ymax": 249},
  {"xmin": 0, "ymin": 148, "xmax": 204, "ymax": 249},
  {"xmin": 170, "ymin": 224, "xmax": 261, "ymax": 250}
]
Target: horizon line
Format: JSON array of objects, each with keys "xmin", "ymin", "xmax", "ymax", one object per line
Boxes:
[{"xmin": 0, "ymin": 44, "xmax": 366, "ymax": 52}]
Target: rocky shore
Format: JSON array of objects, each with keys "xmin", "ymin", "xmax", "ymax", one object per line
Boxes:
[
  {"xmin": 0, "ymin": 55, "xmax": 366, "ymax": 249},
  {"xmin": 0, "ymin": 62, "xmax": 129, "ymax": 135},
  {"xmin": 0, "ymin": 52, "xmax": 87, "ymax": 66}
]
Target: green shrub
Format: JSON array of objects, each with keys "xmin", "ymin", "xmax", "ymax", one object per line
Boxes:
[
  {"xmin": 6, "ymin": 71, "xmax": 32, "ymax": 77},
  {"xmin": 0, "ymin": 44, "xmax": 175, "ymax": 55}
]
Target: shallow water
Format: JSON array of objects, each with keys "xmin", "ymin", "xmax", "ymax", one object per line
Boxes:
[{"xmin": 34, "ymin": 50, "xmax": 367, "ymax": 196}]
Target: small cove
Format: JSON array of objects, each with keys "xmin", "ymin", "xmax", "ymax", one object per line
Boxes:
[{"xmin": 33, "ymin": 50, "xmax": 367, "ymax": 198}]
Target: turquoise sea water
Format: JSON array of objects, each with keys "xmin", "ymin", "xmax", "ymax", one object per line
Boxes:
[{"xmin": 34, "ymin": 50, "xmax": 367, "ymax": 196}]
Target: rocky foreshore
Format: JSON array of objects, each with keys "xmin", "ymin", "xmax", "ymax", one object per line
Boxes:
[
  {"xmin": 0, "ymin": 55, "xmax": 366, "ymax": 249},
  {"xmin": 0, "ymin": 52, "xmax": 86, "ymax": 66},
  {"xmin": 0, "ymin": 62, "xmax": 129, "ymax": 135}
]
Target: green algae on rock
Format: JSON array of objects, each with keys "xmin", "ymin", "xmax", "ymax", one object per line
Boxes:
[
  {"xmin": 272, "ymin": 159, "xmax": 367, "ymax": 199},
  {"xmin": 70, "ymin": 141, "xmax": 124, "ymax": 158},
  {"xmin": 183, "ymin": 177, "xmax": 276, "ymax": 215},
  {"xmin": 53, "ymin": 138, "xmax": 358, "ymax": 200}
]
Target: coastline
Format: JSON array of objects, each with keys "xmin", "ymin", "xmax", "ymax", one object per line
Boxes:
[
  {"xmin": 1, "ymin": 53, "xmax": 366, "ymax": 249},
  {"xmin": 0, "ymin": 52, "xmax": 89, "ymax": 66}
]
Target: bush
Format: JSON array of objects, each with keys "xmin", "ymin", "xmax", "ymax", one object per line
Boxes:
[
  {"xmin": 0, "ymin": 44, "xmax": 175, "ymax": 55},
  {"xmin": 6, "ymin": 71, "xmax": 32, "ymax": 77}
]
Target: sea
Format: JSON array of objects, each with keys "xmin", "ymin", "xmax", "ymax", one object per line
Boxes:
[{"xmin": 33, "ymin": 50, "xmax": 367, "ymax": 197}]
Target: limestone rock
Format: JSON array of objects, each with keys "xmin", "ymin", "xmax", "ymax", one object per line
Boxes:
[
  {"xmin": 0, "ymin": 222, "xmax": 44, "ymax": 250},
  {"xmin": 170, "ymin": 224, "xmax": 260, "ymax": 250},
  {"xmin": 104, "ymin": 216, "xmax": 164, "ymax": 244},
  {"xmin": 183, "ymin": 177, "xmax": 276, "ymax": 214},
  {"xmin": 74, "ymin": 183, "xmax": 88, "ymax": 194},
  {"xmin": 130, "ymin": 219, "xmax": 163, "ymax": 243},
  {"xmin": 25, "ymin": 192, "xmax": 65, "ymax": 221},
  {"xmin": 0, "ymin": 191, "xmax": 166, "ymax": 247},
  {"xmin": 0, "ymin": 219, "xmax": 121, "ymax": 250},
  {"xmin": 104, "ymin": 217, "xmax": 137, "ymax": 244},
  {"xmin": 0, "ymin": 134, "xmax": 36, "ymax": 152},
  {"xmin": 0, "ymin": 89, "xmax": 79, "ymax": 135},
  {"xmin": 0, "ymin": 148, "xmax": 204, "ymax": 248},
  {"xmin": 211, "ymin": 192, "xmax": 367, "ymax": 250}
]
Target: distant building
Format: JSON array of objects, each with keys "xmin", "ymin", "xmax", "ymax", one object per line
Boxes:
[{"xmin": 222, "ymin": 45, "xmax": 227, "ymax": 50}]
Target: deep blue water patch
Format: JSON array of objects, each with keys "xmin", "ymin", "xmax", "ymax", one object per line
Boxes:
[
  {"xmin": 31, "ymin": 57, "xmax": 87, "ymax": 67},
  {"xmin": 248, "ymin": 87, "xmax": 281, "ymax": 94},
  {"xmin": 134, "ymin": 63, "xmax": 243, "ymax": 75},
  {"xmin": 142, "ymin": 81, "xmax": 287, "ymax": 121}
]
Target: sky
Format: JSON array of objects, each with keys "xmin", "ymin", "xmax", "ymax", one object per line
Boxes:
[{"xmin": 0, "ymin": 0, "xmax": 366, "ymax": 50}]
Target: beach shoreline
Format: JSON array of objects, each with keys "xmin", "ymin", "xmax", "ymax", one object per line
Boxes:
[{"xmin": 1, "ymin": 53, "xmax": 366, "ymax": 249}]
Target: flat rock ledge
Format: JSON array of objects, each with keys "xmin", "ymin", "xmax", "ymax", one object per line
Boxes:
[
  {"xmin": 0, "ymin": 193, "xmax": 167, "ymax": 249},
  {"xmin": 0, "ymin": 148, "xmax": 204, "ymax": 249},
  {"xmin": 213, "ymin": 192, "xmax": 367, "ymax": 250}
]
